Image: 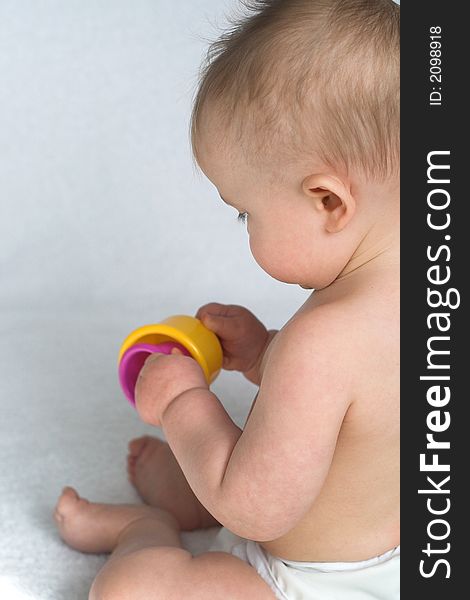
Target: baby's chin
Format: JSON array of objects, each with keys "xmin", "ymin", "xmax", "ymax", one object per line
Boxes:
[{"xmin": 298, "ymin": 272, "xmax": 340, "ymax": 290}]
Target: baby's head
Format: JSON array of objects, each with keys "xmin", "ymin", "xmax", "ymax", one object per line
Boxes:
[{"xmin": 190, "ymin": 0, "xmax": 400, "ymax": 289}]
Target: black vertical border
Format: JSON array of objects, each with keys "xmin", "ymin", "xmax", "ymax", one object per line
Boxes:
[{"xmin": 401, "ymin": 2, "xmax": 465, "ymax": 597}]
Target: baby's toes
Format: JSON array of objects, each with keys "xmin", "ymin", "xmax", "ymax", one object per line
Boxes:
[
  {"xmin": 127, "ymin": 435, "xmax": 151, "ymax": 458},
  {"xmin": 54, "ymin": 486, "xmax": 84, "ymax": 523},
  {"xmin": 127, "ymin": 454, "xmax": 137, "ymax": 481},
  {"xmin": 53, "ymin": 487, "xmax": 107, "ymax": 553}
]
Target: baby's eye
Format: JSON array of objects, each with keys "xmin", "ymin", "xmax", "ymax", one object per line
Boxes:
[{"xmin": 237, "ymin": 212, "xmax": 248, "ymax": 224}]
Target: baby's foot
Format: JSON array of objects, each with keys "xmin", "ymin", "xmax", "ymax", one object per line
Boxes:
[
  {"xmin": 127, "ymin": 435, "xmax": 171, "ymax": 505},
  {"xmin": 127, "ymin": 435, "xmax": 208, "ymax": 530},
  {"xmin": 54, "ymin": 486, "xmax": 178, "ymax": 554}
]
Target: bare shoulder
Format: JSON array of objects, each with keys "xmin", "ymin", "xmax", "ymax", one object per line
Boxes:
[
  {"xmin": 266, "ymin": 290, "xmax": 399, "ymax": 402},
  {"xmin": 261, "ymin": 301, "xmax": 359, "ymax": 409},
  {"xmin": 286, "ymin": 287, "xmax": 399, "ymax": 428},
  {"xmin": 272, "ymin": 297, "xmax": 372, "ymax": 360}
]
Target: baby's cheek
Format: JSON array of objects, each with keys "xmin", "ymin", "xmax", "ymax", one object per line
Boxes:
[
  {"xmin": 249, "ymin": 236, "xmax": 269, "ymax": 271},
  {"xmin": 249, "ymin": 236, "xmax": 287, "ymax": 281}
]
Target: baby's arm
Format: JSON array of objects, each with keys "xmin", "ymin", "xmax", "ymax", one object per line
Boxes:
[{"xmin": 156, "ymin": 307, "xmax": 352, "ymax": 541}]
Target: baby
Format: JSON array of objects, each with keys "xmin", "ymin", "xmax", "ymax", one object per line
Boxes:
[{"xmin": 54, "ymin": 1, "xmax": 400, "ymax": 598}]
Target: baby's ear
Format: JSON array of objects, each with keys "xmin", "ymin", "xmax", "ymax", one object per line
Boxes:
[{"xmin": 302, "ymin": 174, "xmax": 356, "ymax": 233}]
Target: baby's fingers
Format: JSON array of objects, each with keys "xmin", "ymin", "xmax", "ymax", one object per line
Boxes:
[
  {"xmin": 196, "ymin": 302, "xmax": 232, "ymax": 321},
  {"xmin": 199, "ymin": 311, "xmax": 240, "ymax": 340}
]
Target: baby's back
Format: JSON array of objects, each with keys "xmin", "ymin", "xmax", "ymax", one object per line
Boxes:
[{"xmin": 261, "ymin": 270, "xmax": 399, "ymax": 562}]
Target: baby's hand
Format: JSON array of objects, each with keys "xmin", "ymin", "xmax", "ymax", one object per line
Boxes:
[
  {"xmin": 134, "ymin": 350, "xmax": 208, "ymax": 427},
  {"xmin": 196, "ymin": 303, "xmax": 272, "ymax": 375}
]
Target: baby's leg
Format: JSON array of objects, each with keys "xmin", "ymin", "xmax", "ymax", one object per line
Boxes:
[
  {"xmin": 54, "ymin": 487, "xmax": 275, "ymax": 600},
  {"xmin": 127, "ymin": 435, "xmax": 220, "ymax": 530}
]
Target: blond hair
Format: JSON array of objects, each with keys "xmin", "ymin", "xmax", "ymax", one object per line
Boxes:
[{"xmin": 190, "ymin": 0, "xmax": 400, "ymax": 182}]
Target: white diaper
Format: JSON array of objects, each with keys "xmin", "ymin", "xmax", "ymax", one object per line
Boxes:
[{"xmin": 209, "ymin": 527, "xmax": 400, "ymax": 600}]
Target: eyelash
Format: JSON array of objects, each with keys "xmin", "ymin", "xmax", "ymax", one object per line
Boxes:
[{"xmin": 237, "ymin": 212, "xmax": 248, "ymax": 224}]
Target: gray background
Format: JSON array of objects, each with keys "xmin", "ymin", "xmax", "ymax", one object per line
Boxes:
[{"xmin": 0, "ymin": 1, "xmax": 308, "ymax": 598}]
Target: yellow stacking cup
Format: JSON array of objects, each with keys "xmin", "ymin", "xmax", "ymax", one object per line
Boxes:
[{"xmin": 118, "ymin": 315, "xmax": 223, "ymax": 386}]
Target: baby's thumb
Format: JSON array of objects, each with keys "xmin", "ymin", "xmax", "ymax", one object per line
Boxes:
[
  {"xmin": 199, "ymin": 312, "xmax": 218, "ymax": 330},
  {"xmin": 200, "ymin": 313, "xmax": 232, "ymax": 339}
]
